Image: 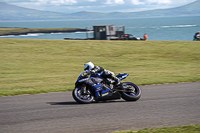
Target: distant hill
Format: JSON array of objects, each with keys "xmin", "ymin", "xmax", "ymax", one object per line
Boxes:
[
  {"xmin": 0, "ymin": 2, "xmax": 69, "ymax": 21},
  {"xmin": 0, "ymin": 0, "xmax": 200, "ymax": 21}
]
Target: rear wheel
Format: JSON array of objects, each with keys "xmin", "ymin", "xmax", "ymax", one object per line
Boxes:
[
  {"xmin": 119, "ymin": 82, "xmax": 141, "ymax": 101},
  {"xmin": 72, "ymin": 85, "xmax": 94, "ymax": 104}
]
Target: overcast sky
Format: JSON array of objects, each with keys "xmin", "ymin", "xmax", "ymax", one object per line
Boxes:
[{"xmin": 2, "ymin": 0, "xmax": 197, "ymax": 13}]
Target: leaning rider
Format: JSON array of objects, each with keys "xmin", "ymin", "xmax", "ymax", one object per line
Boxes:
[{"xmin": 84, "ymin": 62, "xmax": 121, "ymax": 86}]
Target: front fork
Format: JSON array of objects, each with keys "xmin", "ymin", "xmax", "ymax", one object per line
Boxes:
[{"xmin": 80, "ymin": 84, "xmax": 87, "ymax": 94}]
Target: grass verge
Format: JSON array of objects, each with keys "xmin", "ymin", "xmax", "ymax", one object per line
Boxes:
[
  {"xmin": 0, "ymin": 39, "xmax": 200, "ymax": 96},
  {"xmin": 112, "ymin": 124, "xmax": 200, "ymax": 133}
]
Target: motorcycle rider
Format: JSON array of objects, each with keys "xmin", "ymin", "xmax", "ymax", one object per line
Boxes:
[{"xmin": 84, "ymin": 62, "xmax": 121, "ymax": 87}]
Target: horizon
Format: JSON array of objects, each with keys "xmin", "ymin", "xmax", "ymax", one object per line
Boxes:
[{"xmin": 1, "ymin": 0, "xmax": 197, "ymax": 14}]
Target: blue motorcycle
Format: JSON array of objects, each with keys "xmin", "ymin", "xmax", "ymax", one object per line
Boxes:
[{"xmin": 72, "ymin": 70, "xmax": 141, "ymax": 104}]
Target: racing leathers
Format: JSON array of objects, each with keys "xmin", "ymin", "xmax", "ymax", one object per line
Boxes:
[{"xmin": 89, "ymin": 66, "xmax": 120, "ymax": 86}]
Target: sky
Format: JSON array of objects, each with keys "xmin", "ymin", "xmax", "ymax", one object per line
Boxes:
[{"xmin": 2, "ymin": 0, "xmax": 197, "ymax": 13}]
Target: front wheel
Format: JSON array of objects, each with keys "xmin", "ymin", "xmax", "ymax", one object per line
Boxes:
[
  {"xmin": 72, "ymin": 85, "xmax": 94, "ymax": 104},
  {"xmin": 119, "ymin": 82, "xmax": 141, "ymax": 101}
]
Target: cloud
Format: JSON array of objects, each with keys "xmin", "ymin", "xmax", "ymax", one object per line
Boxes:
[
  {"xmin": 115, "ymin": 0, "xmax": 125, "ymax": 4},
  {"xmin": 87, "ymin": 0, "xmax": 96, "ymax": 1},
  {"xmin": 131, "ymin": 0, "xmax": 172, "ymax": 5},
  {"xmin": 36, "ymin": 0, "xmax": 77, "ymax": 5},
  {"xmin": 145, "ymin": 0, "xmax": 172, "ymax": 4},
  {"xmin": 4, "ymin": 0, "xmax": 78, "ymax": 6},
  {"xmin": 131, "ymin": 0, "xmax": 144, "ymax": 5},
  {"xmin": 2, "ymin": 0, "xmax": 197, "ymax": 13},
  {"xmin": 105, "ymin": 0, "xmax": 125, "ymax": 5}
]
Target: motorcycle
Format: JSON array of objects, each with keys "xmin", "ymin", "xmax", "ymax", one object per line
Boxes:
[{"xmin": 72, "ymin": 70, "xmax": 141, "ymax": 104}]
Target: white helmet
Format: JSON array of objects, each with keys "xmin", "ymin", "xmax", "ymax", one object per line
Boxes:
[{"xmin": 84, "ymin": 62, "xmax": 94, "ymax": 71}]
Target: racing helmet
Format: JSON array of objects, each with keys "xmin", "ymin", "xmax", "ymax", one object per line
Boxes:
[{"xmin": 84, "ymin": 62, "xmax": 94, "ymax": 71}]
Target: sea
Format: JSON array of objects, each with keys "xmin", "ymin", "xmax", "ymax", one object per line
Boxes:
[{"xmin": 0, "ymin": 16, "xmax": 200, "ymax": 41}]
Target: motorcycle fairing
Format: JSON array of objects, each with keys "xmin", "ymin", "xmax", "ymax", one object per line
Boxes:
[
  {"xmin": 77, "ymin": 75, "xmax": 109, "ymax": 97},
  {"xmin": 82, "ymin": 77, "xmax": 119, "ymax": 100},
  {"xmin": 75, "ymin": 71, "xmax": 123, "ymax": 101},
  {"xmin": 76, "ymin": 70, "xmax": 89, "ymax": 83},
  {"xmin": 95, "ymin": 91, "xmax": 121, "ymax": 101},
  {"xmin": 116, "ymin": 73, "xmax": 129, "ymax": 80}
]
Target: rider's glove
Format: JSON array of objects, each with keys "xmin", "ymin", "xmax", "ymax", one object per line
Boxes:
[{"xmin": 90, "ymin": 70, "xmax": 95, "ymax": 75}]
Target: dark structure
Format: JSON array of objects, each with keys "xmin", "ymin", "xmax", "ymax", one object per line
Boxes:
[{"xmin": 87, "ymin": 25, "xmax": 125, "ymax": 40}]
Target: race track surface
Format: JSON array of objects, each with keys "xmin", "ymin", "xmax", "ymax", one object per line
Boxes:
[{"xmin": 0, "ymin": 82, "xmax": 200, "ymax": 133}]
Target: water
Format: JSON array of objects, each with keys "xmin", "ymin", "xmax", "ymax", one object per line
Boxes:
[{"xmin": 0, "ymin": 16, "xmax": 200, "ymax": 41}]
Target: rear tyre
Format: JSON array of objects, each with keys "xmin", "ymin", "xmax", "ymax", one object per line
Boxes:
[
  {"xmin": 72, "ymin": 85, "xmax": 94, "ymax": 104},
  {"xmin": 119, "ymin": 82, "xmax": 141, "ymax": 101}
]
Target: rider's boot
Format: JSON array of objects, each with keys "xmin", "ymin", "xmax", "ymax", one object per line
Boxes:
[{"xmin": 112, "ymin": 76, "xmax": 122, "ymax": 90}]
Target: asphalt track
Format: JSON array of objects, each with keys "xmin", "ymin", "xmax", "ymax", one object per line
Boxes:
[{"xmin": 0, "ymin": 82, "xmax": 200, "ymax": 133}]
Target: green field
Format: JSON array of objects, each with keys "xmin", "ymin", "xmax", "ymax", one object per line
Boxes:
[
  {"xmin": 112, "ymin": 124, "xmax": 200, "ymax": 133},
  {"xmin": 0, "ymin": 38, "xmax": 200, "ymax": 96}
]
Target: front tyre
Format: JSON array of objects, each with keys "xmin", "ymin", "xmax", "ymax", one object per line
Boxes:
[
  {"xmin": 72, "ymin": 85, "xmax": 94, "ymax": 104},
  {"xmin": 119, "ymin": 82, "xmax": 141, "ymax": 101}
]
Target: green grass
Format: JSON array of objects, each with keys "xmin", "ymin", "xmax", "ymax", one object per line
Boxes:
[
  {"xmin": 112, "ymin": 124, "xmax": 200, "ymax": 133},
  {"xmin": 0, "ymin": 38, "xmax": 200, "ymax": 96}
]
